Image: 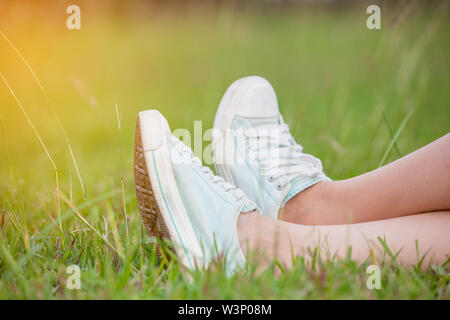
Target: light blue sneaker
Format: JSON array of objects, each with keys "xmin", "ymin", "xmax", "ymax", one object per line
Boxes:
[
  {"xmin": 134, "ymin": 109, "xmax": 257, "ymax": 275},
  {"xmin": 212, "ymin": 76, "xmax": 330, "ymax": 220}
]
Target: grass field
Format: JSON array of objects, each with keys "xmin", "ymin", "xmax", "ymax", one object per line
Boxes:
[{"xmin": 0, "ymin": 2, "xmax": 449, "ymax": 299}]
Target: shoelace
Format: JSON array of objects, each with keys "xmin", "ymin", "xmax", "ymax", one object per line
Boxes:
[
  {"xmin": 243, "ymin": 119, "xmax": 324, "ymax": 190},
  {"xmin": 169, "ymin": 135, "xmax": 246, "ymax": 200}
]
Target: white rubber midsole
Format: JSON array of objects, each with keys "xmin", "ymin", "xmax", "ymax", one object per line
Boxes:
[{"xmin": 139, "ymin": 110, "xmax": 203, "ymax": 270}]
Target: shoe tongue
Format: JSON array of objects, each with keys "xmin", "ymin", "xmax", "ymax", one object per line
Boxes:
[{"xmin": 246, "ymin": 115, "xmax": 296, "ymax": 151}]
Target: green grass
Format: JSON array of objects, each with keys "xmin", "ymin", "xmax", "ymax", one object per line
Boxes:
[{"xmin": 0, "ymin": 2, "xmax": 449, "ymax": 299}]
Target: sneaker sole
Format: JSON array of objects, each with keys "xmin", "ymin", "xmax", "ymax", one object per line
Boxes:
[{"xmin": 134, "ymin": 110, "xmax": 203, "ymax": 270}]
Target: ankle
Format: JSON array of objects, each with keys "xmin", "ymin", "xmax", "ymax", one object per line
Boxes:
[
  {"xmin": 280, "ymin": 180, "xmax": 335, "ymax": 224},
  {"xmin": 237, "ymin": 211, "xmax": 258, "ymax": 254},
  {"xmin": 237, "ymin": 211, "xmax": 291, "ymax": 269}
]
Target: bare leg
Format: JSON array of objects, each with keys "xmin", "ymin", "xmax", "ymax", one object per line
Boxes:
[
  {"xmin": 281, "ymin": 133, "xmax": 450, "ymax": 225},
  {"xmin": 239, "ymin": 211, "xmax": 450, "ymax": 268}
]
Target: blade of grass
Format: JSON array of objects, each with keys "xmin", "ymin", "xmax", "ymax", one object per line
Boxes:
[
  {"xmin": 115, "ymin": 104, "xmax": 129, "ymax": 245},
  {"xmin": 374, "ymin": 91, "xmax": 402, "ymax": 158},
  {"xmin": 378, "ymin": 109, "xmax": 414, "ymax": 168},
  {"xmin": 105, "ymin": 202, "xmax": 124, "ymax": 262},
  {"xmin": 377, "ymin": 236, "xmax": 403, "ymax": 266},
  {"xmin": 0, "ymin": 237, "xmax": 26, "ymax": 284},
  {"xmin": 415, "ymin": 239, "xmax": 432, "ymax": 270}
]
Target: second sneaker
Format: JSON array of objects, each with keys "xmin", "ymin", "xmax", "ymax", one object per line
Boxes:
[{"xmin": 212, "ymin": 76, "xmax": 330, "ymax": 220}]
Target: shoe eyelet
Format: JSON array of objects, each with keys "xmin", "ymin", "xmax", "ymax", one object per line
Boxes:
[
  {"xmin": 276, "ymin": 183, "xmax": 283, "ymax": 191},
  {"xmin": 267, "ymin": 175, "xmax": 275, "ymax": 182}
]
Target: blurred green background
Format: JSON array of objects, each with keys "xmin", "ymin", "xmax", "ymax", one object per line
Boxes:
[
  {"xmin": 1, "ymin": 1, "xmax": 449, "ymax": 204},
  {"xmin": 0, "ymin": 0, "xmax": 449, "ymax": 299},
  {"xmin": 0, "ymin": 1, "xmax": 450, "ymax": 199}
]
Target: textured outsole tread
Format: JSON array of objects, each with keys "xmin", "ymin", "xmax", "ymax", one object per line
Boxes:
[{"xmin": 134, "ymin": 118, "xmax": 171, "ymax": 255}]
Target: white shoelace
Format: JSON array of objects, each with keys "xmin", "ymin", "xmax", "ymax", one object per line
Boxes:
[
  {"xmin": 243, "ymin": 121, "xmax": 324, "ymax": 190},
  {"xmin": 169, "ymin": 135, "xmax": 245, "ymax": 200}
]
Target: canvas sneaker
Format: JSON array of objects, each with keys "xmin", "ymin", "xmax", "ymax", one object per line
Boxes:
[
  {"xmin": 212, "ymin": 76, "xmax": 330, "ymax": 219},
  {"xmin": 134, "ymin": 109, "xmax": 257, "ymax": 274}
]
